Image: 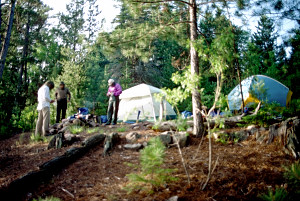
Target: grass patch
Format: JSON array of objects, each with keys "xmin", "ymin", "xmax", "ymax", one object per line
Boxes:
[
  {"xmin": 69, "ymin": 125, "xmax": 84, "ymax": 134},
  {"xmin": 86, "ymin": 127, "xmax": 100, "ymax": 134},
  {"xmin": 30, "ymin": 133, "xmax": 48, "ymax": 143},
  {"xmin": 16, "ymin": 133, "xmax": 26, "ymax": 145},
  {"xmin": 116, "ymin": 126, "xmax": 127, "ymax": 132}
]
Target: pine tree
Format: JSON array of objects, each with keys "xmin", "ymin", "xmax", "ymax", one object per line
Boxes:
[
  {"xmin": 252, "ymin": 15, "xmax": 277, "ymax": 74},
  {"xmin": 287, "ymin": 29, "xmax": 300, "ymax": 98}
]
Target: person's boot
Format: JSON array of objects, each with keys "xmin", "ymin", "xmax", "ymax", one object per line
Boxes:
[{"xmin": 105, "ymin": 122, "xmax": 111, "ymax": 125}]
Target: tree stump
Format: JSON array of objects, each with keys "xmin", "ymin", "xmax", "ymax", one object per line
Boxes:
[{"xmin": 268, "ymin": 117, "xmax": 300, "ymax": 158}]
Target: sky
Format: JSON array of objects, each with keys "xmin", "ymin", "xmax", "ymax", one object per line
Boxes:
[
  {"xmin": 42, "ymin": 0, "xmax": 297, "ymax": 48},
  {"xmin": 43, "ymin": 0, "xmax": 120, "ymax": 31}
]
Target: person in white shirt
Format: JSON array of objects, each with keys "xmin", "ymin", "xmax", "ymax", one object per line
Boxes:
[{"xmin": 35, "ymin": 81, "xmax": 55, "ymax": 136}]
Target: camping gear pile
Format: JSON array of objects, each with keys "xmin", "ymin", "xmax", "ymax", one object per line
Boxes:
[{"xmin": 47, "ymin": 108, "xmax": 99, "ymax": 149}]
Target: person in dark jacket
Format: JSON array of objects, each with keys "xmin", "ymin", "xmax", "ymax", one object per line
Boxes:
[
  {"xmin": 55, "ymin": 82, "xmax": 71, "ymax": 123},
  {"xmin": 105, "ymin": 79, "xmax": 122, "ymax": 125}
]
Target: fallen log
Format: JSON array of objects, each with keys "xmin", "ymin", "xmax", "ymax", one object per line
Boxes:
[{"xmin": 0, "ymin": 134, "xmax": 106, "ymax": 200}]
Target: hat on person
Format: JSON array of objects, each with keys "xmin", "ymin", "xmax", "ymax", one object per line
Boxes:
[
  {"xmin": 60, "ymin": 81, "xmax": 65, "ymax": 86},
  {"xmin": 108, "ymin": 79, "xmax": 115, "ymax": 86}
]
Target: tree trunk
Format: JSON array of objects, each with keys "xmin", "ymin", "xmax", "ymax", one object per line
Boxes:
[
  {"xmin": 0, "ymin": 0, "xmax": 2, "ymax": 47},
  {"xmin": 189, "ymin": 0, "xmax": 204, "ymax": 137},
  {"xmin": 0, "ymin": 0, "xmax": 16, "ymax": 80},
  {"xmin": 17, "ymin": 15, "xmax": 30, "ymax": 98},
  {"xmin": 236, "ymin": 61, "xmax": 245, "ymax": 112}
]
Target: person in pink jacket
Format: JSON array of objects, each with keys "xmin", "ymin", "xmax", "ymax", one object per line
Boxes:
[{"xmin": 105, "ymin": 79, "xmax": 122, "ymax": 125}]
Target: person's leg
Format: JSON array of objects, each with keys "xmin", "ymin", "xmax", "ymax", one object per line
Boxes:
[
  {"xmin": 35, "ymin": 110, "xmax": 43, "ymax": 136},
  {"xmin": 112, "ymin": 96, "xmax": 120, "ymax": 124},
  {"xmin": 42, "ymin": 107, "xmax": 50, "ymax": 136},
  {"xmin": 106, "ymin": 100, "xmax": 114, "ymax": 124},
  {"xmin": 56, "ymin": 100, "xmax": 61, "ymax": 123},
  {"xmin": 61, "ymin": 99, "xmax": 67, "ymax": 120}
]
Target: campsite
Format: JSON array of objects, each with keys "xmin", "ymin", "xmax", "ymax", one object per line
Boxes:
[{"xmin": 0, "ymin": 0, "xmax": 299, "ymax": 201}]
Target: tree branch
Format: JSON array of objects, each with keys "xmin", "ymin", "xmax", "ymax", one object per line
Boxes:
[
  {"xmin": 131, "ymin": 0, "xmax": 192, "ymax": 6},
  {"xmin": 200, "ymin": 0, "xmax": 236, "ymax": 6}
]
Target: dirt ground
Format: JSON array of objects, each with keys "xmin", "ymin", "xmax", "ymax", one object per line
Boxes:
[{"xmin": 0, "ymin": 124, "xmax": 296, "ymax": 201}]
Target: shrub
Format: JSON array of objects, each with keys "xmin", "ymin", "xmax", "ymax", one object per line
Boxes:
[
  {"xmin": 281, "ymin": 99, "xmax": 300, "ymax": 119},
  {"xmin": 215, "ymin": 132, "xmax": 241, "ymax": 144},
  {"xmin": 260, "ymin": 187, "xmax": 288, "ymax": 201},
  {"xmin": 284, "ymin": 162, "xmax": 300, "ymax": 189},
  {"xmin": 175, "ymin": 117, "xmax": 189, "ymax": 131},
  {"xmin": 151, "ymin": 122, "xmax": 160, "ymax": 131},
  {"xmin": 124, "ymin": 137, "xmax": 177, "ymax": 194},
  {"xmin": 33, "ymin": 196, "xmax": 61, "ymax": 201},
  {"xmin": 242, "ymin": 102, "xmax": 282, "ymax": 127}
]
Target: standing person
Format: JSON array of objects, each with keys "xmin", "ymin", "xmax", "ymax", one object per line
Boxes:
[
  {"xmin": 106, "ymin": 79, "xmax": 122, "ymax": 125},
  {"xmin": 55, "ymin": 82, "xmax": 71, "ymax": 123},
  {"xmin": 35, "ymin": 81, "xmax": 55, "ymax": 136}
]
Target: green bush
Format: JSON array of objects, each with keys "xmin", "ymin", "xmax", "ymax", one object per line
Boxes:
[
  {"xmin": 13, "ymin": 104, "xmax": 38, "ymax": 132},
  {"xmin": 124, "ymin": 137, "xmax": 177, "ymax": 194},
  {"xmin": 260, "ymin": 187, "xmax": 288, "ymax": 201}
]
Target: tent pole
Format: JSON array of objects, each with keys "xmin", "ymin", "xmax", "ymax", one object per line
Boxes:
[{"xmin": 149, "ymin": 92, "xmax": 157, "ymax": 122}]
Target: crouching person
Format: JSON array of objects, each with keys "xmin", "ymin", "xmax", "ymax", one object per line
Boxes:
[
  {"xmin": 106, "ymin": 79, "xmax": 122, "ymax": 125},
  {"xmin": 35, "ymin": 81, "xmax": 55, "ymax": 136}
]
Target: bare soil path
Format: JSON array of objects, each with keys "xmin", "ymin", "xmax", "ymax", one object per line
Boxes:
[{"xmin": 0, "ymin": 125, "xmax": 295, "ymax": 201}]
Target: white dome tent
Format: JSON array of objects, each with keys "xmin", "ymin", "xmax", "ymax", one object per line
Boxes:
[{"xmin": 118, "ymin": 84, "xmax": 176, "ymax": 122}]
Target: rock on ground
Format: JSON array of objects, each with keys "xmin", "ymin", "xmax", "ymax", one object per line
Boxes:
[
  {"xmin": 159, "ymin": 131, "xmax": 173, "ymax": 146},
  {"xmin": 123, "ymin": 143, "xmax": 142, "ymax": 151},
  {"xmin": 73, "ymin": 119, "xmax": 85, "ymax": 126},
  {"xmin": 167, "ymin": 196, "xmax": 178, "ymax": 201},
  {"xmin": 172, "ymin": 132, "xmax": 189, "ymax": 148},
  {"xmin": 125, "ymin": 132, "xmax": 141, "ymax": 143}
]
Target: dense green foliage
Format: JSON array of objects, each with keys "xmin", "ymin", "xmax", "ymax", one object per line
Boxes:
[{"xmin": 0, "ymin": 0, "xmax": 299, "ymax": 137}]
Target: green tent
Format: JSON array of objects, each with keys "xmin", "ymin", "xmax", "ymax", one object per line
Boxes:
[{"xmin": 227, "ymin": 75, "xmax": 293, "ymax": 111}]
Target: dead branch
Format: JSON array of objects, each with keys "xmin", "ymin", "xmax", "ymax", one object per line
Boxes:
[
  {"xmin": 61, "ymin": 187, "xmax": 75, "ymax": 198},
  {"xmin": 252, "ymin": 101, "xmax": 261, "ymax": 116},
  {"xmin": 172, "ymin": 131, "xmax": 191, "ymax": 185},
  {"xmin": 202, "ymin": 156, "xmax": 219, "ymax": 190}
]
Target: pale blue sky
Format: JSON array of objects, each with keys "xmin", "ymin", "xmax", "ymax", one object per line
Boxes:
[{"xmin": 43, "ymin": 0, "xmax": 120, "ymax": 31}]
